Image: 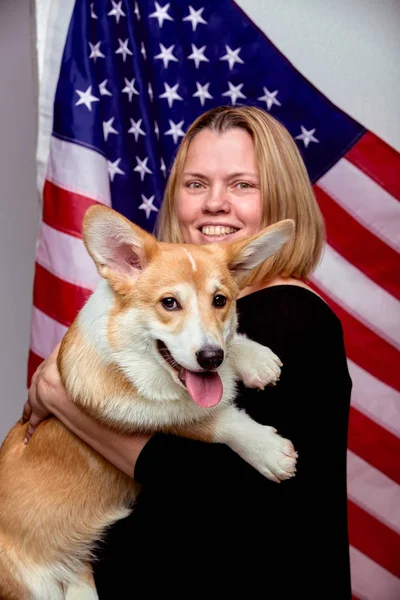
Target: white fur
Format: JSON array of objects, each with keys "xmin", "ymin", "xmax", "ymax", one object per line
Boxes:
[{"xmin": 183, "ymin": 248, "xmax": 197, "ymax": 272}]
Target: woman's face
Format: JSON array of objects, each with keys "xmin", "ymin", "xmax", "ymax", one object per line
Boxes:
[{"xmin": 176, "ymin": 128, "xmax": 263, "ymax": 245}]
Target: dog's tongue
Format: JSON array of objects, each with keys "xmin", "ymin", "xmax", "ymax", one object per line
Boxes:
[{"xmin": 184, "ymin": 370, "xmax": 223, "ymax": 408}]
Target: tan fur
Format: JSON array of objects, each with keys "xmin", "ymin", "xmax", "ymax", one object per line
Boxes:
[{"xmin": 0, "ymin": 206, "xmax": 295, "ymax": 598}]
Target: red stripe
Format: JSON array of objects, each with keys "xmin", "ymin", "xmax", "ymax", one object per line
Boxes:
[
  {"xmin": 346, "ymin": 131, "xmax": 400, "ymax": 202},
  {"xmin": 43, "ymin": 180, "xmax": 101, "ymax": 238},
  {"xmin": 314, "ymin": 186, "xmax": 400, "ymax": 300},
  {"xmin": 348, "ymin": 407, "xmax": 400, "ymax": 484},
  {"xmin": 348, "ymin": 499, "xmax": 400, "ymax": 578},
  {"xmin": 27, "ymin": 350, "xmax": 44, "ymax": 388},
  {"xmin": 33, "ymin": 263, "xmax": 92, "ymax": 328},
  {"xmin": 309, "ymin": 282, "xmax": 400, "ymax": 393}
]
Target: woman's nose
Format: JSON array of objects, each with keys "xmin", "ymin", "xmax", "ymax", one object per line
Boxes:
[{"xmin": 202, "ymin": 186, "xmax": 230, "ymax": 213}]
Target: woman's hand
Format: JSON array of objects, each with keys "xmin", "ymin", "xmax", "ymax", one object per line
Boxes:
[{"xmin": 21, "ymin": 342, "xmax": 64, "ymax": 443}]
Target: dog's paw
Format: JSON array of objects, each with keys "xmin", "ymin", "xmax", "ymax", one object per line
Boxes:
[
  {"xmin": 238, "ymin": 426, "xmax": 297, "ymax": 483},
  {"xmin": 240, "ymin": 345, "xmax": 282, "ymax": 389}
]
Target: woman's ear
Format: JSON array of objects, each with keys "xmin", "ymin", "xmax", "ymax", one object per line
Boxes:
[
  {"xmin": 82, "ymin": 205, "xmax": 158, "ymax": 293},
  {"xmin": 226, "ymin": 219, "xmax": 294, "ymax": 285}
]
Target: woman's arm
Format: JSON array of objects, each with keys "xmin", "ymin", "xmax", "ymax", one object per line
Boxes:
[{"xmin": 22, "ymin": 343, "xmax": 151, "ymax": 477}]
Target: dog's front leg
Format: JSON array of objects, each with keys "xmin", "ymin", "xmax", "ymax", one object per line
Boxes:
[
  {"xmin": 229, "ymin": 333, "xmax": 282, "ymax": 389},
  {"xmin": 172, "ymin": 405, "xmax": 297, "ymax": 483}
]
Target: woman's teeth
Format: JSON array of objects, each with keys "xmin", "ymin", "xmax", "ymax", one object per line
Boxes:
[{"xmin": 201, "ymin": 226, "xmax": 238, "ymax": 236}]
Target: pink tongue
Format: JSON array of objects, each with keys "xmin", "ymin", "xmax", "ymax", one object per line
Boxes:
[{"xmin": 185, "ymin": 370, "xmax": 223, "ymax": 408}]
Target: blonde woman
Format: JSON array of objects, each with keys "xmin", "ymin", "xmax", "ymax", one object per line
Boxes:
[{"xmin": 23, "ymin": 106, "xmax": 352, "ymax": 598}]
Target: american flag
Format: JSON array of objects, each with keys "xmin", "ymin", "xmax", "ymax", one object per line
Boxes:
[{"xmin": 32, "ymin": 1, "xmax": 400, "ymax": 597}]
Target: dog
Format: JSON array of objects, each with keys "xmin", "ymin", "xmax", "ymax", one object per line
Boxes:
[{"xmin": 0, "ymin": 205, "xmax": 297, "ymax": 599}]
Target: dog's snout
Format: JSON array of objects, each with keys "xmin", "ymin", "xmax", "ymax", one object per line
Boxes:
[{"xmin": 196, "ymin": 346, "xmax": 224, "ymax": 370}]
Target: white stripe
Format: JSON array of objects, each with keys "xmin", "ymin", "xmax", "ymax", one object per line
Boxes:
[
  {"xmin": 348, "ymin": 360, "xmax": 400, "ymax": 438},
  {"xmin": 30, "ymin": 307, "xmax": 68, "ymax": 360},
  {"xmin": 36, "ymin": 222, "xmax": 101, "ymax": 291},
  {"xmin": 47, "ymin": 137, "xmax": 111, "ymax": 205},
  {"xmin": 311, "ymin": 244, "xmax": 400, "ymax": 350},
  {"xmin": 347, "ymin": 450, "xmax": 400, "ymax": 534},
  {"xmin": 350, "ymin": 546, "xmax": 400, "ymax": 600},
  {"xmin": 317, "ymin": 158, "xmax": 400, "ymax": 252},
  {"xmin": 36, "ymin": 0, "xmax": 77, "ymax": 196}
]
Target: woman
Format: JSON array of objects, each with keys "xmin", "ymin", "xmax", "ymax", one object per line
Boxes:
[{"xmin": 23, "ymin": 106, "xmax": 352, "ymax": 597}]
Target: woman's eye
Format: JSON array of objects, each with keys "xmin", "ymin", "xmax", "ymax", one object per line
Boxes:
[
  {"xmin": 236, "ymin": 182, "xmax": 251, "ymax": 189},
  {"xmin": 187, "ymin": 181, "xmax": 202, "ymax": 190},
  {"xmin": 161, "ymin": 297, "xmax": 180, "ymax": 311},
  {"xmin": 213, "ymin": 294, "xmax": 227, "ymax": 308}
]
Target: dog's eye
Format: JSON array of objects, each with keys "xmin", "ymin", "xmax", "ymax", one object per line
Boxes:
[
  {"xmin": 161, "ymin": 297, "xmax": 180, "ymax": 311},
  {"xmin": 213, "ymin": 294, "xmax": 227, "ymax": 308}
]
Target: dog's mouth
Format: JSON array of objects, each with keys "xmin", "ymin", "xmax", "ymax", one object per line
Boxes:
[{"xmin": 156, "ymin": 340, "xmax": 223, "ymax": 408}]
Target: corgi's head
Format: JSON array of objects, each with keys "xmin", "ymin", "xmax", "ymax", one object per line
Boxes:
[{"xmin": 83, "ymin": 205, "xmax": 294, "ymax": 409}]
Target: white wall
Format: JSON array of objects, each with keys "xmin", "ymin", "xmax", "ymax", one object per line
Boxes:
[
  {"xmin": 0, "ymin": 0, "xmax": 399, "ymax": 442},
  {"xmin": 0, "ymin": 0, "xmax": 40, "ymax": 441}
]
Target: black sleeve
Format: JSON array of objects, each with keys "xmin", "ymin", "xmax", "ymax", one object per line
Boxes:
[{"xmin": 134, "ymin": 287, "xmax": 352, "ymax": 595}]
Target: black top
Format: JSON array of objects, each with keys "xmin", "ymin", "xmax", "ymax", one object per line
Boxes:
[{"xmin": 93, "ymin": 286, "xmax": 352, "ymax": 599}]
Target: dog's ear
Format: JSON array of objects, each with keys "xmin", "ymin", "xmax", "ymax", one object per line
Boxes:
[
  {"xmin": 226, "ymin": 220, "xmax": 294, "ymax": 286},
  {"xmin": 82, "ymin": 205, "xmax": 158, "ymax": 292}
]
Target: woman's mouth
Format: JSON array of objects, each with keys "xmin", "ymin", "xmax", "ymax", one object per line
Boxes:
[{"xmin": 199, "ymin": 225, "xmax": 240, "ymax": 242}]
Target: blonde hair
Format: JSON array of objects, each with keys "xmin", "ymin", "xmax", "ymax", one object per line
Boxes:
[{"xmin": 155, "ymin": 105, "xmax": 325, "ymax": 284}]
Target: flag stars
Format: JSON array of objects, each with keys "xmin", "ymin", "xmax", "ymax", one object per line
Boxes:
[
  {"xmin": 193, "ymin": 82, "xmax": 213, "ymax": 106},
  {"xmin": 75, "ymin": 86, "xmax": 99, "ymax": 111},
  {"xmin": 159, "ymin": 82, "xmax": 183, "ymax": 107},
  {"xmin": 99, "ymin": 79, "xmax": 112, "ymax": 96},
  {"xmin": 134, "ymin": 156, "xmax": 152, "ymax": 181},
  {"xmin": 154, "ymin": 121, "xmax": 160, "ymax": 139},
  {"xmin": 103, "ymin": 117, "xmax": 118, "ymax": 141},
  {"xmin": 155, "ymin": 44, "xmax": 178, "ymax": 68},
  {"xmin": 141, "ymin": 42, "xmax": 147, "ymax": 60},
  {"xmin": 188, "ymin": 44, "xmax": 209, "ymax": 69},
  {"xmin": 295, "ymin": 125, "xmax": 319, "ymax": 148},
  {"xmin": 116, "ymin": 38, "xmax": 133, "ymax": 62},
  {"xmin": 128, "ymin": 118, "xmax": 146, "ymax": 142},
  {"xmin": 108, "ymin": 1, "xmax": 126, "ymax": 23},
  {"xmin": 160, "ymin": 158, "xmax": 166, "ymax": 177},
  {"xmin": 122, "ymin": 78, "xmax": 139, "ymax": 101},
  {"xmin": 148, "ymin": 82, "xmax": 154, "ymax": 101},
  {"xmin": 134, "ymin": 2, "xmax": 141, "ymax": 20},
  {"xmin": 222, "ymin": 82, "xmax": 246, "ymax": 106},
  {"xmin": 183, "ymin": 6, "xmax": 207, "ymax": 31},
  {"xmin": 149, "ymin": 2, "xmax": 174, "ymax": 28},
  {"xmin": 88, "ymin": 42, "xmax": 105, "ymax": 62},
  {"xmin": 258, "ymin": 87, "xmax": 281, "ymax": 111},
  {"xmin": 107, "ymin": 158, "xmax": 125, "ymax": 182},
  {"xmin": 165, "ymin": 119, "xmax": 185, "ymax": 144},
  {"xmin": 220, "ymin": 46, "xmax": 244, "ymax": 70},
  {"xmin": 90, "ymin": 3, "xmax": 97, "ymax": 19},
  {"xmin": 139, "ymin": 194, "xmax": 158, "ymax": 219}
]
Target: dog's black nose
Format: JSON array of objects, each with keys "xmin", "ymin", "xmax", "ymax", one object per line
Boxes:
[{"xmin": 196, "ymin": 346, "xmax": 224, "ymax": 370}]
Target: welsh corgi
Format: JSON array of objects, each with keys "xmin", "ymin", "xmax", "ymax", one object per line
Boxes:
[{"xmin": 0, "ymin": 205, "xmax": 297, "ymax": 599}]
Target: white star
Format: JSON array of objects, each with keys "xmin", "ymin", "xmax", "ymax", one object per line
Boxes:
[
  {"xmin": 141, "ymin": 42, "xmax": 147, "ymax": 60},
  {"xmin": 103, "ymin": 117, "xmax": 118, "ymax": 141},
  {"xmin": 258, "ymin": 87, "xmax": 281, "ymax": 111},
  {"xmin": 134, "ymin": 2, "xmax": 141, "ymax": 20},
  {"xmin": 187, "ymin": 44, "xmax": 209, "ymax": 69},
  {"xmin": 155, "ymin": 43, "xmax": 178, "ymax": 69},
  {"xmin": 165, "ymin": 119, "xmax": 185, "ymax": 144},
  {"xmin": 122, "ymin": 78, "xmax": 139, "ymax": 101},
  {"xmin": 295, "ymin": 125, "xmax": 319, "ymax": 148},
  {"xmin": 193, "ymin": 82, "xmax": 213, "ymax": 106},
  {"xmin": 75, "ymin": 86, "xmax": 100, "ymax": 111},
  {"xmin": 222, "ymin": 82, "xmax": 246, "ymax": 106},
  {"xmin": 183, "ymin": 6, "xmax": 207, "ymax": 31},
  {"xmin": 99, "ymin": 79, "xmax": 112, "ymax": 97},
  {"xmin": 128, "ymin": 118, "xmax": 146, "ymax": 142},
  {"xmin": 139, "ymin": 194, "xmax": 158, "ymax": 220},
  {"xmin": 154, "ymin": 121, "xmax": 160, "ymax": 139},
  {"xmin": 149, "ymin": 2, "xmax": 174, "ymax": 28},
  {"xmin": 159, "ymin": 82, "xmax": 183, "ymax": 108},
  {"xmin": 220, "ymin": 45, "xmax": 244, "ymax": 70},
  {"xmin": 89, "ymin": 42, "xmax": 105, "ymax": 62},
  {"xmin": 160, "ymin": 158, "xmax": 166, "ymax": 177},
  {"xmin": 148, "ymin": 82, "xmax": 154, "ymax": 101},
  {"xmin": 116, "ymin": 38, "xmax": 133, "ymax": 62},
  {"xmin": 90, "ymin": 3, "xmax": 98, "ymax": 19},
  {"xmin": 107, "ymin": 158, "xmax": 125, "ymax": 182},
  {"xmin": 108, "ymin": 0, "xmax": 126, "ymax": 23},
  {"xmin": 134, "ymin": 156, "xmax": 152, "ymax": 181}
]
